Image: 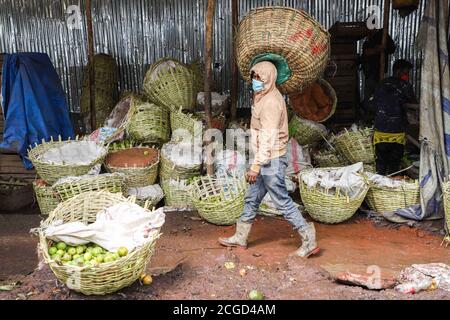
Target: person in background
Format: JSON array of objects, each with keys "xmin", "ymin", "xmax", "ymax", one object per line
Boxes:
[
  {"xmin": 368, "ymin": 59, "xmax": 418, "ymax": 176},
  {"xmin": 218, "ymin": 61, "xmax": 320, "ymax": 258}
]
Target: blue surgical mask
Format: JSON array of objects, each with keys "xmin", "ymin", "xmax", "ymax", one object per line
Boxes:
[{"xmin": 252, "ymin": 79, "xmax": 264, "ymax": 93}]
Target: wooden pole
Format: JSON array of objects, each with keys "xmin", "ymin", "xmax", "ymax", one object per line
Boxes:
[
  {"xmin": 379, "ymin": 0, "xmax": 391, "ymax": 81},
  {"xmin": 204, "ymin": 0, "xmax": 216, "ymax": 176},
  {"xmin": 230, "ymin": 0, "xmax": 239, "ymax": 121},
  {"xmin": 86, "ymin": 0, "xmax": 96, "ymax": 131}
]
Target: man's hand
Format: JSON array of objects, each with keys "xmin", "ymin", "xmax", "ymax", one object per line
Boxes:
[{"xmin": 245, "ymin": 169, "xmax": 259, "ymax": 184}]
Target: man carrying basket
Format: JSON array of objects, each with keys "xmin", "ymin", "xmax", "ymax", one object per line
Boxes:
[{"xmin": 218, "ymin": 61, "xmax": 320, "ymax": 258}]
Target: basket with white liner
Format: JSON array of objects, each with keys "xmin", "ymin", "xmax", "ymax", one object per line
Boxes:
[
  {"xmin": 160, "ymin": 141, "xmax": 202, "ymax": 181},
  {"xmin": 37, "ymin": 191, "xmax": 164, "ymax": 296},
  {"xmin": 299, "ymin": 163, "xmax": 369, "ymax": 224},
  {"xmin": 28, "ymin": 137, "xmax": 108, "ymax": 185},
  {"xmin": 365, "ymin": 173, "xmax": 420, "ymax": 213}
]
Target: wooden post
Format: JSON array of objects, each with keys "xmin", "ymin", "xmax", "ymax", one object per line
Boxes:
[
  {"xmin": 86, "ymin": 0, "xmax": 96, "ymax": 131},
  {"xmin": 204, "ymin": 0, "xmax": 216, "ymax": 176},
  {"xmin": 379, "ymin": 0, "xmax": 391, "ymax": 81},
  {"xmin": 230, "ymin": 0, "xmax": 239, "ymax": 121}
]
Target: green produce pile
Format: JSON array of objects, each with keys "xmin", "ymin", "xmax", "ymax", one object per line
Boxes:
[{"xmin": 48, "ymin": 242, "xmax": 129, "ymax": 268}]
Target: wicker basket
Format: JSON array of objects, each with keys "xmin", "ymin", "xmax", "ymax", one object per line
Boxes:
[
  {"xmin": 190, "ymin": 176, "xmax": 247, "ymax": 226},
  {"xmin": 127, "ymin": 97, "xmax": 170, "ymax": 146},
  {"xmin": 37, "ymin": 191, "xmax": 161, "ymax": 296},
  {"xmin": 160, "ymin": 142, "xmax": 202, "ymax": 181},
  {"xmin": 442, "ymin": 182, "xmax": 450, "ymax": 238},
  {"xmin": 314, "ymin": 149, "xmax": 348, "ymax": 168},
  {"xmin": 161, "ymin": 178, "xmax": 195, "ymax": 210},
  {"xmin": 105, "ymin": 147, "xmax": 160, "ymax": 188},
  {"xmin": 236, "ymin": 7, "xmax": 330, "ymax": 94},
  {"xmin": 28, "ymin": 137, "xmax": 108, "ymax": 185},
  {"xmin": 33, "ymin": 181, "xmax": 61, "ymax": 215},
  {"xmin": 299, "ymin": 168, "xmax": 369, "ymax": 224},
  {"xmin": 366, "ymin": 178, "xmax": 420, "ymax": 213},
  {"xmin": 53, "ymin": 173, "xmax": 126, "ymax": 202},
  {"xmin": 143, "ymin": 58, "xmax": 197, "ymax": 111},
  {"xmin": 334, "ymin": 128, "xmax": 375, "ymax": 165},
  {"xmin": 289, "ymin": 79, "xmax": 337, "ymax": 123},
  {"xmin": 170, "ymin": 107, "xmax": 204, "ymax": 141},
  {"xmin": 289, "ymin": 116, "xmax": 327, "ymax": 146}
]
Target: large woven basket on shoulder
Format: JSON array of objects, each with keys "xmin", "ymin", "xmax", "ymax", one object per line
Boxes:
[
  {"xmin": 37, "ymin": 191, "xmax": 161, "ymax": 296},
  {"xmin": 190, "ymin": 176, "xmax": 247, "ymax": 226},
  {"xmin": 161, "ymin": 178, "xmax": 195, "ymax": 210},
  {"xmin": 299, "ymin": 168, "xmax": 369, "ymax": 224},
  {"xmin": 28, "ymin": 137, "xmax": 108, "ymax": 185},
  {"xmin": 127, "ymin": 97, "xmax": 170, "ymax": 146},
  {"xmin": 236, "ymin": 7, "xmax": 330, "ymax": 94},
  {"xmin": 365, "ymin": 178, "xmax": 420, "ymax": 213},
  {"xmin": 334, "ymin": 128, "xmax": 375, "ymax": 165},
  {"xmin": 105, "ymin": 146, "xmax": 160, "ymax": 188},
  {"xmin": 33, "ymin": 181, "xmax": 61, "ymax": 215},
  {"xmin": 53, "ymin": 173, "xmax": 126, "ymax": 202},
  {"xmin": 442, "ymin": 182, "xmax": 450, "ymax": 239},
  {"xmin": 143, "ymin": 58, "xmax": 197, "ymax": 111},
  {"xmin": 289, "ymin": 116, "xmax": 327, "ymax": 146}
]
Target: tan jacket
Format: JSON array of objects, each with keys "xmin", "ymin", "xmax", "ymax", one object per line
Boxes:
[{"xmin": 250, "ymin": 62, "xmax": 289, "ymax": 173}]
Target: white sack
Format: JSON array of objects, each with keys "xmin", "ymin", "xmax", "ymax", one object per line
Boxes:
[
  {"xmin": 39, "ymin": 141, "xmax": 107, "ymax": 166},
  {"xmin": 43, "ymin": 203, "xmax": 165, "ymax": 252},
  {"xmin": 286, "ymin": 138, "xmax": 312, "ymax": 176},
  {"xmin": 128, "ymin": 184, "xmax": 164, "ymax": 203},
  {"xmin": 214, "ymin": 150, "xmax": 247, "ymax": 177}
]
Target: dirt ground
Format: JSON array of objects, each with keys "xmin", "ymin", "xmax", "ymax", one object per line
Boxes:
[{"xmin": 0, "ymin": 206, "xmax": 449, "ymax": 300}]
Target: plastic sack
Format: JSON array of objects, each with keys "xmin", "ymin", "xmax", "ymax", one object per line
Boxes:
[
  {"xmin": 128, "ymin": 184, "xmax": 164, "ymax": 204},
  {"xmin": 214, "ymin": 150, "xmax": 247, "ymax": 178},
  {"xmin": 43, "ymin": 203, "xmax": 165, "ymax": 252},
  {"xmin": 286, "ymin": 138, "xmax": 312, "ymax": 176}
]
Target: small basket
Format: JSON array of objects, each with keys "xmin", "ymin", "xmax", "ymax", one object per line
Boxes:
[
  {"xmin": 190, "ymin": 176, "xmax": 247, "ymax": 226},
  {"xmin": 334, "ymin": 128, "xmax": 375, "ymax": 165},
  {"xmin": 299, "ymin": 168, "xmax": 369, "ymax": 224},
  {"xmin": 236, "ymin": 7, "xmax": 330, "ymax": 94},
  {"xmin": 105, "ymin": 147, "xmax": 160, "ymax": 189},
  {"xmin": 143, "ymin": 58, "xmax": 197, "ymax": 111},
  {"xmin": 366, "ymin": 178, "xmax": 420, "ymax": 213},
  {"xmin": 289, "ymin": 116, "xmax": 327, "ymax": 146},
  {"xmin": 314, "ymin": 149, "xmax": 348, "ymax": 168},
  {"xmin": 33, "ymin": 181, "xmax": 61, "ymax": 215},
  {"xmin": 170, "ymin": 107, "xmax": 204, "ymax": 141},
  {"xmin": 160, "ymin": 142, "xmax": 202, "ymax": 181},
  {"xmin": 37, "ymin": 191, "xmax": 161, "ymax": 296},
  {"xmin": 161, "ymin": 178, "xmax": 195, "ymax": 210},
  {"xmin": 127, "ymin": 97, "xmax": 170, "ymax": 146},
  {"xmin": 28, "ymin": 137, "xmax": 108, "ymax": 185},
  {"xmin": 53, "ymin": 173, "xmax": 126, "ymax": 202}
]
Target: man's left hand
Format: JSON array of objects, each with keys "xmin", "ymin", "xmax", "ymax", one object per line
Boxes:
[{"xmin": 245, "ymin": 169, "xmax": 259, "ymax": 184}]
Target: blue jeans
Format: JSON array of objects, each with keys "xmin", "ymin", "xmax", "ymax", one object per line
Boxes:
[{"xmin": 240, "ymin": 155, "xmax": 308, "ymax": 230}]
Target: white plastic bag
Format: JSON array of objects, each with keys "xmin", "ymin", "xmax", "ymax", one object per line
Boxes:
[{"xmin": 43, "ymin": 203, "xmax": 165, "ymax": 252}]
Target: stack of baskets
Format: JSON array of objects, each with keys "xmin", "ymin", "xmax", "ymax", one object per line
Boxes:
[
  {"xmin": 366, "ymin": 177, "xmax": 420, "ymax": 214},
  {"xmin": 143, "ymin": 58, "xmax": 198, "ymax": 111},
  {"xmin": 127, "ymin": 96, "xmax": 170, "ymax": 146},
  {"xmin": 314, "ymin": 149, "xmax": 348, "ymax": 168},
  {"xmin": 299, "ymin": 167, "xmax": 369, "ymax": 224},
  {"xmin": 236, "ymin": 7, "xmax": 330, "ymax": 94},
  {"xmin": 190, "ymin": 175, "xmax": 247, "ymax": 225},
  {"xmin": 334, "ymin": 128, "xmax": 375, "ymax": 172},
  {"xmin": 37, "ymin": 191, "xmax": 161, "ymax": 295},
  {"xmin": 289, "ymin": 116, "xmax": 328, "ymax": 146}
]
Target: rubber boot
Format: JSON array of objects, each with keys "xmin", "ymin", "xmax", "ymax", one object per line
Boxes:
[
  {"xmin": 294, "ymin": 222, "xmax": 320, "ymax": 258},
  {"xmin": 218, "ymin": 221, "xmax": 252, "ymax": 249}
]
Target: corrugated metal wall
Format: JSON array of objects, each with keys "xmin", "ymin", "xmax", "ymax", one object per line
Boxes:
[{"xmin": 0, "ymin": 0, "xmax": 426, "ymax": 112}]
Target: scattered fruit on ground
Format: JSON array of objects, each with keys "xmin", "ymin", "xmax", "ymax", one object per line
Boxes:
[
  {"xmin": 140, "ymin": 274, "xmax": 153, "ymax": 286},
  {"xmin": 248, "ymin": 290, "xmax": 265, "ymax": 300}
]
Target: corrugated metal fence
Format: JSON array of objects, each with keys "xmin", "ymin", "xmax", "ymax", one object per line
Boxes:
[{"xmin": 0, "ymin": 0, "xmax": 426, "ymax": 112}]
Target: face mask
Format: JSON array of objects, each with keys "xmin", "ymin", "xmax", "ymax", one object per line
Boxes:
[
  {"xmin": 252, "ymin": 79, "xmax": 264, "ymax": 93},
  {"xmin": 400, "ymin": 73, "xmax": 410, "ymax": 82}
]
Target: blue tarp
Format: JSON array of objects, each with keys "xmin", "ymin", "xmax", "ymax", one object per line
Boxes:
[{"xmin": 0, "ymin": 53, "xmax": 74, "ymax": 169}]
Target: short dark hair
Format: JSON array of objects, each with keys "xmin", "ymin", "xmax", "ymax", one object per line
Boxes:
[{"xmin": 393, "ymin": 59, "xmax": 413, "ymax": 74}]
